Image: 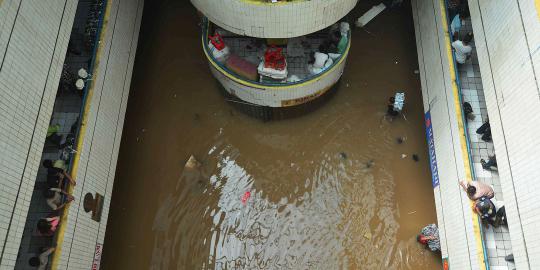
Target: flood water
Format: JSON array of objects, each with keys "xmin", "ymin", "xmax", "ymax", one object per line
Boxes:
[{"xmin": 102, "ymin": 1, "xmax": 441, "ymax": 269}]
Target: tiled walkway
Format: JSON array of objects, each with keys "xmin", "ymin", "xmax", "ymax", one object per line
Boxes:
[
  {"xmin": 456, "ymin": 17, "xmax": 515, "ymax": 270},
  {"xmin": 15, "ymin": 0, "xmax": 101, "ymax": 268}
]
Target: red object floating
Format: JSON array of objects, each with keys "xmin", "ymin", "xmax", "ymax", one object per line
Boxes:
[{"xmin": 241, "ymin": 191, "xmax": 251, "ymax": 205}]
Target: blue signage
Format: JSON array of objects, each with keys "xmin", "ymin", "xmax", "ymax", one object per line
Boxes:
[{"xmin": 425, "ymin": 111, "xmax": 440, "ymax": 188}]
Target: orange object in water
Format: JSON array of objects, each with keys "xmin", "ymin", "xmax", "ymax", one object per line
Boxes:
[
  {"xmin": 264, "ymin": 45, "xmax": 286, "ymax": 70},
  {"xmin": 209, "ymin": 33, "xmax": 225, "ymax": 50},
  {"xmin": 241, "ymin": 191, "xmax": 251, "ymax": 205}
]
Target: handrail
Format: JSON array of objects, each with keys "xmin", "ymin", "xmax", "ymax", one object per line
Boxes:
[
  {"xmin": 201, "ymin": 18, "xmax": 351, "ymax": 89},
  {"xmin": 442, "ymin": 0, "xmax": 490, "ymax": 269}
]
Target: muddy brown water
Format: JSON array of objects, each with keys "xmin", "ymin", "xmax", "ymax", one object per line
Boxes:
[{"xmin": 102, "ymin": 1, "xmax": 441, "ymax": 269}]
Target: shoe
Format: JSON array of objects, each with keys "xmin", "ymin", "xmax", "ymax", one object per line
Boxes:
[
  {"xmin": 481, "ymin": 159, "xmax": 489, "ymax": 170},
  {"xmin": 505, "ymin": 254, "xmax": 514, "ymax": 262}
]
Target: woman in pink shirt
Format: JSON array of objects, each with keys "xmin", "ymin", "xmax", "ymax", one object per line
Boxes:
[{"xmin": 37, "ymin": 216, "xmax": 60, "ymax": 236}]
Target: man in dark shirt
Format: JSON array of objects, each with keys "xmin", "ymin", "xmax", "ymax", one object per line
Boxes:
[
  {"xmin": 43, "ymin": 160, "xmax": 76, "ymax": 189},
  {"xmin": 43, "ymin": 160, "xmax": 63, "ymax": 175}
]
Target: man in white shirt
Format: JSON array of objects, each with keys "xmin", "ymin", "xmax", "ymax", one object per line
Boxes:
[
  {"xmin": 452, "ymin": 32, "xmax": 473, "ymax": 64},
  {"xmin": 45, "ymin": 188, "xmax": 74, "ymax": 210}
]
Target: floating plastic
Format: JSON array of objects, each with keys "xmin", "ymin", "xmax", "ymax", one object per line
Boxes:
[
  {"xmin": 356, "ymin": 3, "xmax": 386, "ymax": 28},
  {"xmin": 241, "ymin": 191, "xmax": 251, "ymax": 205},
  {"xmin": 394, "ymin": 92, "xmax": 405, "ymax": 112}
]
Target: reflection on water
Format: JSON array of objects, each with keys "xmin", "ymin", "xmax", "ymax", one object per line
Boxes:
[
  {"xmin": 149, "ymin": 126, "xmax": 437, "ymax": 269},
  {"xmin": 102, "ymin": 1, "xmax": 441, "ymax": 269}
]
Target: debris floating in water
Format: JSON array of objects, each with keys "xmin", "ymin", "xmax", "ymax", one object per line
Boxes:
[
  {"xmin": 241, "ymin": 191, "xmax": 251, "ymax": 205},
  {"xmin": 184, "ymin": 155, "xmax": 201, "ymax": 170},
  {"xmin": 401, "ymin": 154, "xmax": 407, "ymax": 159},
  {"xmin": 355, "ymin": 3, "xmax": 386, "ymax": 28},
  {"xmin": 366, "ymin": 159, "xmax": 375, "ymax": 168},
  {"xmin": 412, "ymin": 154, "xmax": 419, "ymax": 162},
  {"xmin": 396, "ymin": 136, "xmax": 406, "ymax": 144},
  {"xmin": 339, "ymin": 152, "xmax": 348, "ymax": 159},
  {"xmin": 363, "ymin": 231, "xmax": 372, "ymax": 240}
]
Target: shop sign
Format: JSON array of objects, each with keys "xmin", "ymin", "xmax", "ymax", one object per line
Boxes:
[
  {"xmin": 92, "ymin": 243, "xmax": 103, "ymax": 270},
  {"xmin": 425, "ymin": 111, "xmax": 440, "ymax": 188}
]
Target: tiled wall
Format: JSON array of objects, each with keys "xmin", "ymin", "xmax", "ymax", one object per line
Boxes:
[
  {"xmin": 55, "ymin": 0, "xmax": 144, "ymax": 269},
  {"xmin": 191, "ymin": 0, "xmax": 357, "ymax": 38},
  {"xmin": 468, "ymin": 1, "xmax": 540, "ymax": 269},
  {"xmin": 411, "ymin": 0, "xmax": 486, "ymax": 269},
  {"xmin": 0, "ymin": 0, "xmax": 78, "ymax": 268}
]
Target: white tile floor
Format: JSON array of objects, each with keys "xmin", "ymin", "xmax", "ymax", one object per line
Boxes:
[{"xmin": 457, "ymin": 17, "xmax": 515, "ymax": 270}]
